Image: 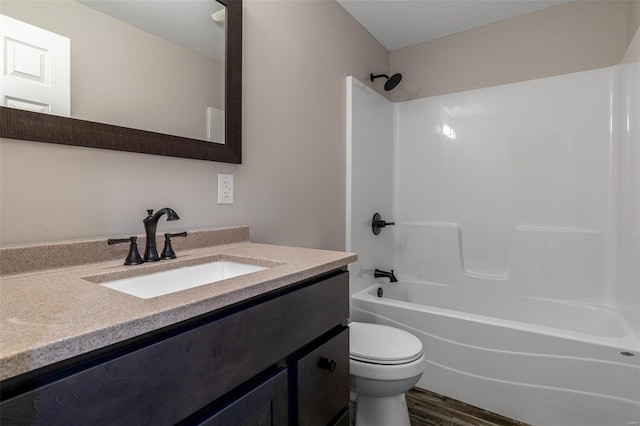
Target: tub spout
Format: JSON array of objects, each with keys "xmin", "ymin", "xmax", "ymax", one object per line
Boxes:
[{"xmin": 374, "ymin": 269, "xmax": 398, "ymax": 282}]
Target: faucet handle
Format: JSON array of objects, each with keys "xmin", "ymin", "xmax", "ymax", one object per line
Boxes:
[
  {"xmin": 161, "ymin": 232, "xmax": 187, "ymax": 260},
  {"xmin": 146, "ymin": 209, "xmax": 154, "ymax": 217},
  {"xmin": 166, "ymin": 232, "xmax": 188, "ymax": 239},
  {"xmin": 107, "ymin": 236, "xmax": 144, "ymax": 265},
  {"xmin": 107, "ymin": 237, "xmax": 133, "ymax": 245}
]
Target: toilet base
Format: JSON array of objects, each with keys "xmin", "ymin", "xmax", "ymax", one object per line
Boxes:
[{"xmin": 354, "ymin": 393, "xmax": 410, "ymax": 426}]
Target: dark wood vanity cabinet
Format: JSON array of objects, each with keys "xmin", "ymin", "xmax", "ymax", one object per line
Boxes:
[{"xmin": 0, "ymin": 270, "xmax": 350, "ymax": 426}]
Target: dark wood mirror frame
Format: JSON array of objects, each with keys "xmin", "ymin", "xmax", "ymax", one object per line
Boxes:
[{"xmin": 0, "ymin": 0, "xmax": 242, "ymax": 163}]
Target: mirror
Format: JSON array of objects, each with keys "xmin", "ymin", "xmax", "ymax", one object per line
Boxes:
[{"xmin": 0, "ymin": 0, "xmax": 242, "ymax": 163}]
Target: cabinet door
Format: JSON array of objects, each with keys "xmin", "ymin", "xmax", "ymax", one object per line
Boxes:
[
  {"xmin": 297, "ymin": 328, "xmax": 349, "ymax": 426},
  {"xmin": 192, "ymin": 369, "xmax": 288, "ymax": 426}
]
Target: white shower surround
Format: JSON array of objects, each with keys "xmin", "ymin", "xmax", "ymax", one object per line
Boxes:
[
  {"xmin": 394, "ymin": 66, "xmax": 614, "ymax": 292},
  {"xmin": 346, "ymin": 62, "xmax": 640, "ymax": 425}
]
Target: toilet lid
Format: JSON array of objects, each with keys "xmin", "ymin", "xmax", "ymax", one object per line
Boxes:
[{"xmin": 349, "ymin": 322, "xmax": 423, "ymax": 365}]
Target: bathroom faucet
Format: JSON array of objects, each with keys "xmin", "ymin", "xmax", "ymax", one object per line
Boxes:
[
  {"xmin": 374, "ymin": 269, "xmax": 398, "ymax": 283},
  {"xmin": 143, "ymin": 208, "xmax": 180, "ymax": 262}
]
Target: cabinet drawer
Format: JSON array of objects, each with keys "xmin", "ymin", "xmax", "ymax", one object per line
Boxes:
[{"xmin": 297, "ymin": 328, "xmax": 349, "ymax": 426}]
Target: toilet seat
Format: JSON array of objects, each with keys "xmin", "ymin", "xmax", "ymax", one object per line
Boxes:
[
  {"xmin": 350, "ymin": 322, "xmax": 423, "ymax": 365},
  {"xmin": 350, "ymin": 352, "xmax": 426, "ymax": 381}
]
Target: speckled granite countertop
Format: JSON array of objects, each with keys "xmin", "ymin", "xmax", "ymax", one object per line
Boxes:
[{"xmin": 0, "ymin": 227, "xmax": 357, "ymax": 381}]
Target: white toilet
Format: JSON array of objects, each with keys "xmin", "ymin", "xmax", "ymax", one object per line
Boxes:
[{"xmin": 349, "ymin": 322, "xmax": 426, "ymax": 426}]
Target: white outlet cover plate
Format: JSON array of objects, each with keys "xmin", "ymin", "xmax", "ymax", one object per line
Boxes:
[{"xmin": 217, "ymin": 173, "xmax": 233, "ymax": 204}]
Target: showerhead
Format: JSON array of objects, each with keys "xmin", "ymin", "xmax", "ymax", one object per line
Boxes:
[
  {"xmin": 384, "ymin": 73, "xmax": 402, "ymax": 91},
  {"xmin": 370, "ymin": 72, "xmax": 403, "ymax": 91}
]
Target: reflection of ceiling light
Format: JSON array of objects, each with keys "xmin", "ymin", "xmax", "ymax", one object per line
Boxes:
[
  {"xmin": 442, "ymin": 124, "xmax": 456, "ymax": 140},
  {"xmin": 211, "ymin": 9, "xmax": 225, "ymax": 26}
]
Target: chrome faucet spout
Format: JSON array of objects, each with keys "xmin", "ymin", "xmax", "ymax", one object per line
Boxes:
[{"xmin": 143, "ymin": 208, "xmax": 180, "ymax": 262}]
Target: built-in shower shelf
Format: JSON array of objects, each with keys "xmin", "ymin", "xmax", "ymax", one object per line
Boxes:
[{"xmin": 394, "ymin": 223, "xmax": 604, "ymax": 302}]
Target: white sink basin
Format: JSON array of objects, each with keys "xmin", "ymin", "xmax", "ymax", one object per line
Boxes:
[{"xmin": 101, "ymin": 261, "xmax": 267, "ymax": 299}]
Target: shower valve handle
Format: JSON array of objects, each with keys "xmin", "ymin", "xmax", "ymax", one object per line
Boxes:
[
  {"xmin": 375, "ymin": 219, "xmax": 396, "ymax": 227},
  {"xmin": 372, "ymin": 212, "xmax": 395, "ymax": 235}
]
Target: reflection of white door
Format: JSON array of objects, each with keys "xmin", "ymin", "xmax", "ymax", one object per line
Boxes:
[{"xmin": 0, "ymin": 14, "xmax": 70, "ymax": 115}]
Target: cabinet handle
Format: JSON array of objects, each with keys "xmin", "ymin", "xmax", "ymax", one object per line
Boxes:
[{"xmin": 318, "ymin": 357, "xmax": 337, "ymax": 372}]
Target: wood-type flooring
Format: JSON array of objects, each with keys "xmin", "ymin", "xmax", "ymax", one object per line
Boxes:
[{"xmin": 407, "ymin": 388, "xmax": 530, "ymax": 426}]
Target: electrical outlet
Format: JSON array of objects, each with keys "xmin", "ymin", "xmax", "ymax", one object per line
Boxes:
[{"xmin": 217, "ymin": 173, "xmax": 234, "ymax": 204}]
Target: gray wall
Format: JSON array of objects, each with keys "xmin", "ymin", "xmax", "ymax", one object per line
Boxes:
[
  {"xmin": 624, "ymin": 1, "xmax": 640, "ymax": 63},
  {"xmin": 0, "ymin": 0, "xmax": 389, "ymax": 249},
  {"xmin": 390, "ymin": 1, "xmax": 635, "ymax": 101}
]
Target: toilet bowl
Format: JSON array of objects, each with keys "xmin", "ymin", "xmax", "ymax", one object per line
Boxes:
[{"xmin": 349, "ymin": 322, "xmax": 426, "ymax": 426}]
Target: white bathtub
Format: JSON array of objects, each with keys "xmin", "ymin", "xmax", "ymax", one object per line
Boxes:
[{"xmin": 351, "ymin": 280, "xmax": 640, "ymax": 426}]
